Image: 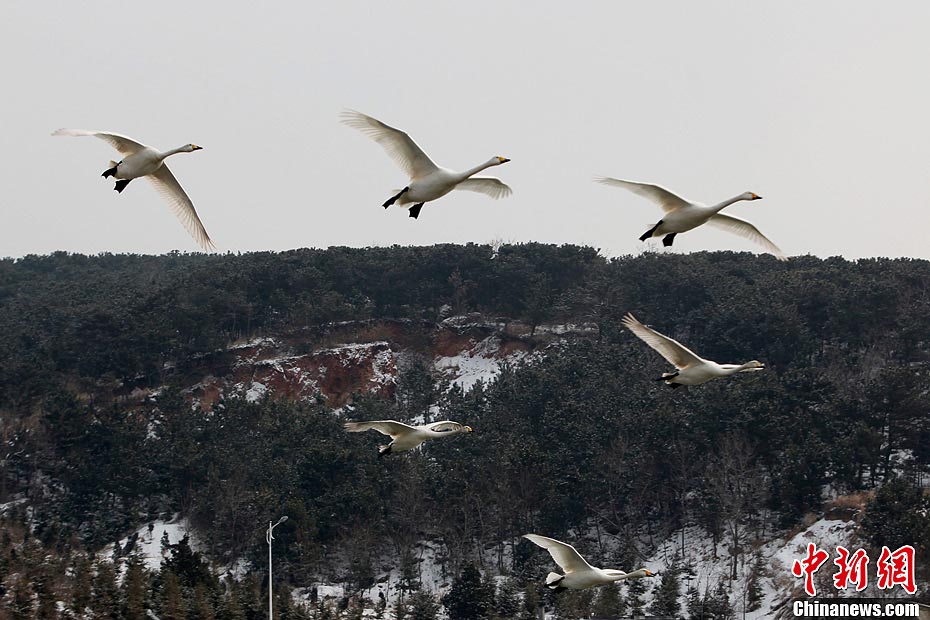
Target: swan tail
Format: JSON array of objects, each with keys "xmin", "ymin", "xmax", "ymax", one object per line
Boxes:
[
  {"xmin": 546, "ymin": 572, "xmax": 565, "ymax": 588},
  {"xmin": 408, "ymin": 203, "xmax": 424, "ymax": 219},
  {"xmin": 113, "ymin": 179, "xmax": 131, "ymax": 193}
]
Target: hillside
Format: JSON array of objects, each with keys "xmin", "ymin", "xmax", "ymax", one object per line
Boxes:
[{"xmin": 1, "ymin": 245, "xmax": 929, "ymax": 619}]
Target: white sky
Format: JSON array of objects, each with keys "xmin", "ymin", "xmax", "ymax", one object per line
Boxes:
[{"xmin": 2, "ymin": 1, "xmax": 929, "ymax": 259}]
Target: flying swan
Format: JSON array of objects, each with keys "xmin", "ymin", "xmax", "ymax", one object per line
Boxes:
[
  {"xmin": 52, "ymin": 128, "xmax": 215, "ymax": 251},
  {"xmin": 595, "ymin": 177, "xmax": 785, "ymax": 260},
  {"xmin": 341, "ymin": 110, "xmax": 511, "ymax": 219},
  {"xmin": 622, "ymin": 313, "xmax": 764, "ymax": 388},
  {"xmin": 344, "ymin": 419, "xmax": 473, "ymax": 457},
  {"xmin": 523, "ymin": 534, "xmax": 654, "ymax": 590}
]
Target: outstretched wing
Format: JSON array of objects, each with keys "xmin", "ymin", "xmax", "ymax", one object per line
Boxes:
[
  {"xmin": 341, "ymin": 110, "xmax": 439, "ymax": 180},
  {"xmin": 523, "ymin": 534, "xmax": 594, "ymax": 574},
  {"xmin": 621, "ymin": 313, "xmax": 704, "ymax": 369},
  {"xmin": 148, "ymin": 164, "xmax": 216, "ymax": 252},
  {"xmin": 595, "ymin": 177, "xmax": 691, "ymax": 213},
  {"xmin": 52, "ymin": 128, "xmax": 147, "ymax": 156},
  {"xmin": 344, "ymin": 420, "xmax": 416, "ymax": 438},
  {"xmin": 421, "ymin": 421, "xmax": 466, "ymax": 433},
  {"xmin": 455, "ymin": 177, "xmax": 512, "ymax": 200},
  {"xmin": 707, "ymin": 214, "xmax": 786, "ymax": 261}
]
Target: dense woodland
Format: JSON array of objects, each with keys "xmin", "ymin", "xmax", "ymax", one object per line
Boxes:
[{"xmin": 1, "ymin": 244, "xmax": 929, "ymax": 619}]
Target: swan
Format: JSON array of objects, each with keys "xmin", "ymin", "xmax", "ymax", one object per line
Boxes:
[
  {"xmin": 344, "ymin": 419, "xmax": 473, "ymax": 457},
  {"xmin": 622, "ymin": 313, "xmax": 765, "ymax": 388},
  {"xmin": 52, "ymin": 128, "xmax": 215, "ymax": 251},
  {"xmin": 595, "ymin": 177, "xmax": 785, "ymax": 260},
  {"xmin": 341, "ymin": 110, "xmax": 511, "ymax": 219},
  {"xmin": 523, "ymin": 534, "xmax": 654, "ymax": 590}
]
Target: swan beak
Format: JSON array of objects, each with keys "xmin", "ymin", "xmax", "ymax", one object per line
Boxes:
[
  {"xmin": 645, "ymin": 570, "xmax": 655, "ymax": 577},
  {"xmin": 497, "ymin": 157, "xmax": 510, "ymax": 164},
  {"xmin": 193, "ymin": 145, "xmax": 204, "ymax": 151},
  {"xmin": 750, "ymin": 193, "xmax": 762, "ymax": 200}
]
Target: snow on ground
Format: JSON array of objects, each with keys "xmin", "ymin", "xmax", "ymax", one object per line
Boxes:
[
  {"xmin": 637, "ymin": 518, "xmax": 860, "ymax": 619},
  {"xmin": 434, "ymin": 335, "xmax": 530, "ymax": 391},
  {"xmin": 244, "ymin": 381, "xmax": 268, "ymax": 402},
  {"xmin": 102, "ymin": 515, "xmax": 196, "ymax": 572}
]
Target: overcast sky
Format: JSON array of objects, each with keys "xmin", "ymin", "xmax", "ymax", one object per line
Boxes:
[{"xmin": 3, "ymin": 2, "xmax": 929, "ymax": 260}]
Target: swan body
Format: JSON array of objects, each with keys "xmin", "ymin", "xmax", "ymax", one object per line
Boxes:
[
  {"xmin": 523, "ymin": 534, "xmax": 653, "ymax": 590},
  {"xmin": 344, "ymin": 419, "xmax": 473, "ymax": 456},
  {"xmin": 622, "ymin": 313, "xmax": 765, "ymax": 388},
  {"xmin": 341, "ymin": 110, "xmax": 511, "ymax": 219},
  {"xmin": 52, "ymin": 128, "xmax": 214, "ymax": 251},
  {"xmin": 595, "ymin": 177, "xmax": 785, "ymax": 260}
]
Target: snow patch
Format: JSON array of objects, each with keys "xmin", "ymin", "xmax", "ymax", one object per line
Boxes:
[{"xmin": 434, "ymin": 336, "xmax": 529, "ymax": 391}]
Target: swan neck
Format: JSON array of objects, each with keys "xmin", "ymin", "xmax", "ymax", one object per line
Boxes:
[
  {"xmin": 711, "ymin": 194, "xmax": 747, "ymax": 214},
  {"xmin": 459, "ymin": 159, "xmax": 496, "ymax": 180},
  {"xmin": 159, "ymin": 145, "xmax": 189, "ymax": 159}
]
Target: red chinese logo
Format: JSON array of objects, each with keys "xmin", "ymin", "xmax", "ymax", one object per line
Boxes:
[
  {"xmin": 792, "ymin": 543, "xmax": 829, "ymax": 596},
  {"xmin": 833, "ymin": 546, "xmax": 869, "ymax": 592},
  {"xmin": 876, "ymin": 545, "xmax": 916, "ymax": 595},
  {"xmin": 791, "ymin": 544, "xmax": 917, "ymax": 596}
]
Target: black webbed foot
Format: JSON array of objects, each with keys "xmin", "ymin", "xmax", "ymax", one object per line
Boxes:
[
  {"xmin": 113, "ymin": 179, "xmax": 131, "ymax": 193},
  {"xmin": 383, "ymin": 187, "xmax": 409, "ymax": 208},
  {"xmin": 662, "ymin": 233, "xmax": 677, "ymax": 247},
  {"xmin": 408, "ymin": 203, "xmax": 424, "ymax": 219},
  {"xmin": 639, "ymin": 220, "xmax": 662, "ymax": 241}
]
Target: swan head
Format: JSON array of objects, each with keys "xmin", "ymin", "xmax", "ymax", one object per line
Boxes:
[
  {"xmin": 747, "ymin": 360, "xmax": 765, "ymax": 370},
  {"xmin": 185, "ymin": 144, "xmax": 204, "ymax": 152},
  {"xmin": 464, "ymin": 425, "xmax": 474, "ymax": 433},
  {"xmin": 741, "ymin": 191, "xmax": 762, "ymax": 201},
  {"xmin": 494, "ymin": 156, "xmax": 511, "ymax": 165}
]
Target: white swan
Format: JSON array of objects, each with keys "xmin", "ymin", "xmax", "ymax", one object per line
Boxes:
[
  {"xmin": 622, "ymin": 313, "xmax": 765, "ymax": 388},
  {"xmin": 52, "ymin": 128, "xmax": 215, "ymax": 251},
  {"xmin": 523, "ymin": 534, "xmax": 653, "ymax": 590},
  {"xmin": 344, "ymin": 419, "xmax": 473, "ymax": 457},
  {"xmin": 341, "ymin": 110, "xmax": 511, "ymax": 220},
  {"xmin": 595, "ymin": 177, "xmax": 785, "ymax": 260}
]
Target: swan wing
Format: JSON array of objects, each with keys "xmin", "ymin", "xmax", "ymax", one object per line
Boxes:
[
  {"xmin": 421, "ymin": 420, "xmax": 466, "ymax": 433},
  {"xmin": 344, "ymin": 420, "xmax": 415, "ymax": 438},
  {"xmin": 52, "ymin": 128, "xmax": 147, "ymax": 156},
  {"xmin": 147, "ymin": 164, "xmax": 216, "ymax": 252},
  {"xmin": 523, "ymin": 534, "xmax": 594, "ymax": 574},
  {"xmin": 595, "ymin": 177, "xmax": 691, "ymax": 213},
  {"xmin": 622, "ymin": 313, "xmax": 704, "ymax": 369},
  {"xmin": 707, "ymin": 214, "xmax": 786, "ymax": 261},
  {"xmin": 341, "ymin": 110, "xmax": 439, "ymax": 179},
  {"xmin": 455, "ymin": 177, "xmax": 512, "ymax": 200}
]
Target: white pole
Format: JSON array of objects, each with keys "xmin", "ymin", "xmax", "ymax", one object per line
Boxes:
[
  {"xmin": 267, "ymin": 516, "xmax": 288, "ymax": 620},
  {"xmin": 268, "ymin": 521, "xmax": 273, "ymax": 620}
]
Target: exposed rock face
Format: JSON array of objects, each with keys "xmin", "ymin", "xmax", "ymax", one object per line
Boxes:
[{"xmin": 126, "ymin": 316, "xmax": 592, "ymax": 410}]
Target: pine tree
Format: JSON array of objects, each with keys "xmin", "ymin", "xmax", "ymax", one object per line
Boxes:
[
  {"xmin": 10, "ymin": 575, "xmax": 34, "ymax": 620},
  {"xmin": 442, "ymin": 564, "xmax": 493, "ymax": 620},
  {"xmin": 406, "ymin": 590, "xmax": 440, "ymax": 620},
  {"xmin": 70, "ymin": 553, "xmax": 94, "ymax": 619},
  {"xmin": 745, "ymin": 554, "xmax": 764, "ymax": 613},
  {"xmin": 648, "ymin": 563, "xmax": 681, "ymax": 617},
  {"xmin": 191, "ymin": 584, "xmax": 216, "ymax": 620},
  {"xmin": 123, "ymin": 552, "xmax": 149, "ymax": 620},
  {"xmin": 92, "ymin": 559, "xmax": 120, "ymax": 620},
  {"xmin": 494, "ymin": 577, "xmax": 520, "ymax": 619},
  {"xmin": 591, "ymin": 583, "xmax": 626, "ymax": 618},
  {"xmin": 625, "ymin": 577, "xmax": 646, "ymax": 617},
  {"xmin": 160, "ymin": 570, "xmax": 185, "ymax": 620}
]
